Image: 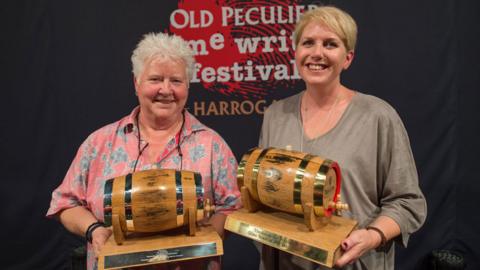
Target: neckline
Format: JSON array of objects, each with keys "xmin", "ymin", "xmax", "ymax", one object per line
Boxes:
[{"xmin": 298, "ymin": 90, "xmax": 358, "ymax": 142}]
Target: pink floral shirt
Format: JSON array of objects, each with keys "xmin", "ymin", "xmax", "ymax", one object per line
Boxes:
[{"xmin": 47, "ymin": 107, "xmax": 241, "ymax": 270}]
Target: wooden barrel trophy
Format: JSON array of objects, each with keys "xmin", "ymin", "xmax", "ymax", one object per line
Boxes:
[
  {"xmin": 104, "ymin": 169, "xmax": 213, "ymax": 244},
  {"xmin": 237, "ymin": 147, "xmax": 348, "ymax": 231}
]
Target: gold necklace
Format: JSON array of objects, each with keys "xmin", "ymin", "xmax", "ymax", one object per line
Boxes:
[{"xmin": 300, "ymin": 92, "xmax": 340, "ymax": 152}]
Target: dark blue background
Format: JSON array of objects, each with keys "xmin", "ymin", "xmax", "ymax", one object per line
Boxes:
[{"xmin": 1, "ymin": 0, "xmax": 479, "ymax": 269}]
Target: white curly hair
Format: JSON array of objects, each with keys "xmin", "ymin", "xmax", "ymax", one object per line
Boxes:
[{"xmin": 131, "ymin": 32, "xmax": 195, "ymax": 84}]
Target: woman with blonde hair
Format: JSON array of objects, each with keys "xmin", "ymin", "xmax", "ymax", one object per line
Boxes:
[{"xmin": 259, "ymin": 6, "xmax": 426, "ymax": 269}]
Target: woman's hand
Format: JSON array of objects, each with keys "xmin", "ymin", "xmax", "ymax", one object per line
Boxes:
[
  {"xmin": 91, "ymin": 226, "xmax": 112, "ymax": 257},
  {"xmin": 334, "ymin": 228, "xmax": 381, "ymax": 267},
  {"xmin": 335, "ymin": 216, "xmax": 401, "ymax": 267},
  {"xmin": 59, "ymin": 206, "xmax": 114, "ymax": 257}
]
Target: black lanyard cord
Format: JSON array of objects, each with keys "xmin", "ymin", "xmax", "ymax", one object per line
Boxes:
[{"xmin": 132, "ymin": 110, "xmax": 185, "ymax": 173}]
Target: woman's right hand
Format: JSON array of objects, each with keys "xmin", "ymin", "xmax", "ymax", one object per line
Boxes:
[
  {"xmin": 335, "ymin": 228, "xmax": 381, "ymax": 267},
  {"xmin": 58, "ymin": 206, "xmax": 113, "ymax": 257},
  {"xmin": 91, "ymin": 226, "xmax": 112, "ymax": 257}
]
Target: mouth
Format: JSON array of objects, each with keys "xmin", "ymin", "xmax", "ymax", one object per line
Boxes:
[
  {"xmin": 306, "ymin": 63, "xmax": 328, "ymax": 71},
  {"xmin": 153, "ymin": 92, "xmax": 175, "ymax": 102},
  {"xmin": 153, "ymin": 97, "xmax": 175, "ymax": 104}
]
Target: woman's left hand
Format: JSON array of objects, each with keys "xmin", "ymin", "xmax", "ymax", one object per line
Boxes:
[
  {"xmin": 91, "ymin": 226, "xmax": 112, "ymax": 257},
  {"xmin": 334, "ymin": 228, "xmax": 381, "ymax": 267}
]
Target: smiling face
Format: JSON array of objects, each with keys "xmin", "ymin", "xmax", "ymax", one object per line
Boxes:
[
  {"xmin": 295, "ymin": 22, "xmax": 354, "ymax": 88},
  {"xmin": 134, "ymin": 56, "xmax": 188, "ymax": 126}
]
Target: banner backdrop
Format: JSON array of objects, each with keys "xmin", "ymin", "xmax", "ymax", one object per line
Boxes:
[
  {"xmin": 1, "ymin": 0, "xmax": 479, "ymax": 269},
  {"xmin": 173, "ymin": 1, "xmax": 312, "ymax": 157}
]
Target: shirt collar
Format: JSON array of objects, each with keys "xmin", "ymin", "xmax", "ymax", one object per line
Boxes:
[
  {"xmin": 181, "ymin": 109, "xmax": 206, "ymax": 138},
  {"xmin": 121, "ymin": 106, "xmax": 140, "ymax": 136}
]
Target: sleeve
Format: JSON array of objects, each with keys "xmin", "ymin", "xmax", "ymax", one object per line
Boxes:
[
  {"xmin": 377, "ymin": 109, "xmax": 427, "ymax": 247},
  {"xmin": 210, "ymin": 134, "xmax": 242, "ymax": 215},
  {"xmin": 45, "ymin": 135, "xmax": 96, "ymax": 218},
  {"xmin": 258, "ymin": 104, "xmax": 272, "ymax": 148}
]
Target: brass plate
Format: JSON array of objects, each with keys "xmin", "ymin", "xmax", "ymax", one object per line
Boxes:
[
  {"xmin": 103, "ymin": 242, "xmax": 217, "ymax": 269},
  {"xmin": 228, "ymin": 220, "xmax": 328, "ymax": 264},
  {"xmin": 224, "ymin": 209, "xmax": 357, "ymax": 267}
]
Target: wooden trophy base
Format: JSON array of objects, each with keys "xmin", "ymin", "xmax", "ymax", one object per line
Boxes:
[
  {"xmin": 98, "ymin": 225, "xmax": 223, "ymax": 270},
  {"xmin": 224, "ymin": 209, "xmax": 357, "ymax": 268}
]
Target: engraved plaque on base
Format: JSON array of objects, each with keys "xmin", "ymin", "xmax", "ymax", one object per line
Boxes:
[
  {"xmin": 98, "ymin": 225, "xmax": 223, "ymax": 270},
  {"xmin": 224, "ymin": 209, "xmax": 357, "ymax": 268}
]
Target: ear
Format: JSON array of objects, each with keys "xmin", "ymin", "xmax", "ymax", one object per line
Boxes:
[{"xmin": 342, "ymin": 50, "xmax": 355, "ymax": 70}]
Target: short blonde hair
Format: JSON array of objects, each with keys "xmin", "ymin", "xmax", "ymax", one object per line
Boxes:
[
  {"xmin": 131, "ymin": 32, "xmax": 195, "ymax": 82},
  {"xmin": 294, "ymin": 6, "xmax": 357, "ymax": 52}
]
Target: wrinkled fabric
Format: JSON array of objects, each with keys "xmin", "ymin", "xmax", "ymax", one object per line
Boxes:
[
  {"xmin": 259, "ymin": 91, "xmax": 427, "ymax": 270},
  {"xmin": 47, "ymin": 106, "xmax": 241, "ymax": 270}
]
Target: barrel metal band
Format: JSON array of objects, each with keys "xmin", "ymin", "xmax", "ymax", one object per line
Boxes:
[
  {"xmin": 175, "ymin": 171, "xmax": 184, "ymax": 216},
  {"xmin": 237, "ymin": 148, "xmax": 255, "ymax": 188},
  {"xmin": 124, "ymin": 173, "xmax": 134, "ymax": 230},
  {"xmin": 251, "ymin": 148, "xmax": 270, "ymax": 201},
  {"xmin": 124, "ymin": 173, "xmax": 132, "ymax": 220},
  {"xmin": 294, "ymin": 154, "xmax": 314, "ymax": 213},
  {"xmin": 314, "ymin": 160, "xmax": 332, "ymax": 216},
  {"xmin": 194, "ymin": 172, "xmax": 204, "ymax": 210},
  {"xmin": 103, "ymin": 179, "xmax": 113, "ymax": 226},
  {"xmin": 175, "ymin": 171, "xmax": 185, "ymax": 226},
  {"xmin": 194, "ymin": 172, "xmax": 204, "ymax": 219}
]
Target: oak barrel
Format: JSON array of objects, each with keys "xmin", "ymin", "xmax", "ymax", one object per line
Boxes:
[
  {"xmin": 103, "ymin": 169, "xmax": 204, "ymax": 233},
  {"xmin": 237, "ymin": 147, "xmax": 341, "ymax": 217}
]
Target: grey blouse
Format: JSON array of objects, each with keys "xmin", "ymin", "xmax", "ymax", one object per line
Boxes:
[{"xmin": 259, "ymin": 91, "xmax": 427, "ymax": 270}]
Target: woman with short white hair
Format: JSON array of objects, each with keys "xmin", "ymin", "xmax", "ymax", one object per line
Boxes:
[{"xmin": 47, "ymin": 32, "xmax": 241, "ymax": 270}]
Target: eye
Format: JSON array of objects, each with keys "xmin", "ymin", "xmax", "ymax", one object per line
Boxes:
[
  {"xmin": 324, "ymin": 39, "xmax": 339, "ymax": 49},
  {"xmin": 171, "ymin": 77, "xmax": 185, "ymax": 85},
  {"xmin": 148, "ymin": 76, "xmax": 162, "ymax": 82},
  {"xmin": 301, "ymin": 39, "xmax": 314, "ymax": 47}
]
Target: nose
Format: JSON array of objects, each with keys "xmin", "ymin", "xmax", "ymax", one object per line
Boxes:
[
  {"xmin": 158, "ymin": 79, "xmax": 173, "ymax": 95},
  {"xmin": 311, "ymin": 44, "xmax": 325, "ymax": 59}
]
